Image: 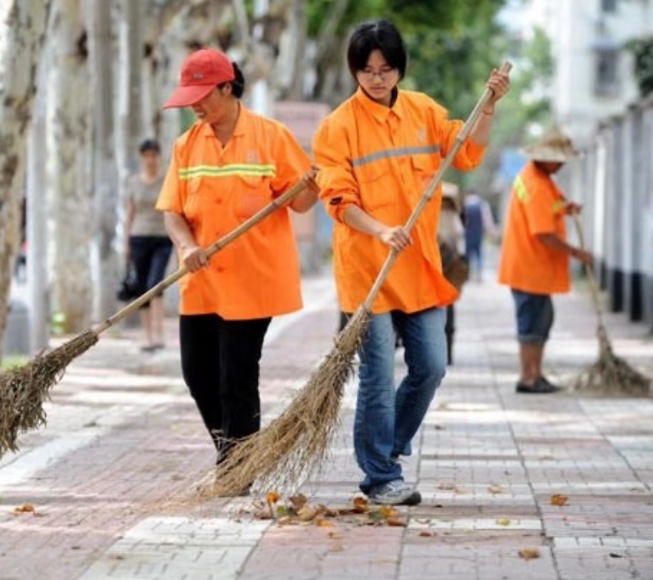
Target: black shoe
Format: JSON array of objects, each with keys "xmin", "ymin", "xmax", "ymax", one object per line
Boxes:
[{"xmin": 516, "ymin": 377, "xmax": 562, "ymax": 394}]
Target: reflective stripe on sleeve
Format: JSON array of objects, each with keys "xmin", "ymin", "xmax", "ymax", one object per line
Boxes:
[{"xmin": 514, "ymin": 175, "xmax": 529, "ymax": 202}]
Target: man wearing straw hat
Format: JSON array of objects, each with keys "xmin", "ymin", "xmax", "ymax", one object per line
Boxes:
[{"xmin": 498, "ymin": 127, "xmax": 592, "ymax": 394}]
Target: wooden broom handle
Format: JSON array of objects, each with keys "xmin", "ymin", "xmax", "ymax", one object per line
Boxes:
[
  {"xmin": 572, "ymin": 213, "xmax": 604, "ymax": 323},
  {"xmin": 363, "ymin": 61, "xmax": 513, "ymax": 310},
  {"xmin": 92, "ymin": 179, "xmax": 311, "ymax": 335}
]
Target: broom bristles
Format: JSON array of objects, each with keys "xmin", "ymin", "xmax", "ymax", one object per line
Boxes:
[
  {"xmin": 0, "ymin": 330, "xmax": 98, "ymax": 456},
  {"xmin": 196, "ymin": 307, "xmax": 372, "ymax": 499},
  {"xmin": 573, "ymin": 327, "xmax": 651, "ymax": 396}
]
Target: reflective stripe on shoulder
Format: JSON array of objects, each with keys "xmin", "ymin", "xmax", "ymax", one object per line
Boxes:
[
  {"xmin": 179, "ymin": 164, "xmax": 276, "ymax": 179},
  {"xmin": 352, "ymin": 144, "xmax": 440, "ymax": 168},
  {"xmin": 514, "ymin": 176, "xmax": 529, "ymax": 202}
]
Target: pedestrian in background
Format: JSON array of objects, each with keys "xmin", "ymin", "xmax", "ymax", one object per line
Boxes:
[
  {"xmin": 463, "ymin": 188, "xmax": 497, "ymax": 282},
  {"xmin": 156, "ymin": 48, "xmax": 318, "ymax": 475},
  {"xmin": 313, "ymin": 19, "xmax": 510, "ymax": 506},
  {"xmin": 498, "ymin": 127, "xmax": 592, "ymax": 394},
  {"xmin": 438, "ymin": 182, "xmax": 466, "ymax": 366},
  {"xmin": 124, "ymin": 139, "xmax": 173, "ymax": 352}
]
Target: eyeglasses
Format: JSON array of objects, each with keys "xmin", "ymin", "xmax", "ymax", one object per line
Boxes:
[{"xmin": 357, "ymin": 67, "xmax": 398, "ymax": 81}]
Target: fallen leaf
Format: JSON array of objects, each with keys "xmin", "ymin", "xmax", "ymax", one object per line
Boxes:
[
  {"xmin": 609, "ymin": 553, "xmax": 624, "ymax": 559},
  {"xmin": 418, "ymin": 531, "xmax": 434, "ymax": 537},
  {"xmin": 454, "ymin": 487, "xmax": 468, "ymax": 495},
  {"xmin": 289, "ymin": 494, "xmax": 308, "ymax": 511},
  {"xmin": 488, "ymin": 485, "xmax": 503, "ymax": 495},
  {"xmin": 437, "ymin": 402, "xmax": 450, "ymax": 411},
  {"xmin": 352, "ymin": 496, "xmax": 370, "ymax": 513},
  {"xmin": 297, "ymin": 506, "xmax": 318, "ymax": 522},
  {"xmin": 277, "ymin": 516, "xmax": 292, "ymax": 526},
  {"xmin": 13, "ymin": 504, "xmax": 36, "ymax": 515},
  {"xmin": 518, "ymin": 548, "xmax": 540, "ymax": 560},
  {"xmin": 550, "ymin": 494, "xmax": 569, "ymax": 507},
  {"xmin": 316, "ymin": 519, "xmax": 334, "ymax": 528},
  {"xmin": 328, "ymin": 531, "xmax": 342, "ymax": 539},
  {"xmin": 437, "ymin": 483, "xmax": 456, "ymax": 491},
  {"xmin": 379, "ymin": 506, "xmax": 400, "ymax": 519},
  {"xmin": 276, "ymin": 505, "xmax": 289, "ymax": 518},
  {"xmin": 266, "ymin": 491, "xmax": 281, "ymax": 504},
  {"xmin": 316, "ymin": 504, "xmax": 338, "ymax": 518},
  {"xmin": 496, "ymin": 518, "xmax": 511, "ymax": 527},
  {"xmin": 386, "ymin": 517, "xmax": 407, "ymax": 527},
  {"xmin": 367, "ymin": 510, "xmax": 386, "ymax": 525},
  {"xmin": 434, "ymin": 425, "xmax": 445, "ymax": 430}
]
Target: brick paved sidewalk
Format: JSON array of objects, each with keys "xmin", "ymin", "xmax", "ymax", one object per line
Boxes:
[{"xmin": 1, "ymin": 270, "xmax": 652, "ymax": 580}]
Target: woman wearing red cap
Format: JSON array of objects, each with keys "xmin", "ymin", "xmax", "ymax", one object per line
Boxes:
[{"xmin": 156, "ymin": 48, "xmax": 318, "ymax": 475}]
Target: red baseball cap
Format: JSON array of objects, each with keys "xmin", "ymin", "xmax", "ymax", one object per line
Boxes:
[{"xmin": 163, "ymin": 48, "xmax": 235, "ymax": 109}]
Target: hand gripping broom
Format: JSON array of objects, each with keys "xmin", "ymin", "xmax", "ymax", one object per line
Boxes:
[
  {"xmin": 209, "ymin": 63, "xmax": 513, "ymax": 497},
  {"xmin": 0, "ymin": 176, "xmax": 316, "ymax": 457},
  {"xmin": 571, "ymin": 215, "xmax": 650, "ymax": 395}
]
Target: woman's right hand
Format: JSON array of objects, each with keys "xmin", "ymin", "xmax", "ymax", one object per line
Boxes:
[
  {"xmin": 181, "ymin": 245, "xmax": 208, "ymax": 272},
  {"xmin": 378, "ymin": 225, "xmax": 412, "ymax": 252}
]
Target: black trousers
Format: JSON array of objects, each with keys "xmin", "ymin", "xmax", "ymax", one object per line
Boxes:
[{"xmin": 180, "ymin": 314, "xmax": 271, "ymax": 456}]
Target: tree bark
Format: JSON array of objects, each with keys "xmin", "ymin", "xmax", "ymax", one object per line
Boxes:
[
  {"xmin": 86, "ymin": 0, "xmax": 119, "ymax": 321},
  {"xmin": 0, "ymin": 0, "xmax": 52, "ymax": 357},
  {"xmin": 49, "ymin": 0, "xmax": 93, "ymax": 333}
]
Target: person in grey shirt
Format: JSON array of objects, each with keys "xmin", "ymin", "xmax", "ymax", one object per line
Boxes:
[{"xmin": 124, "ymin": 139, "xmax": 173, "ymax": 351}]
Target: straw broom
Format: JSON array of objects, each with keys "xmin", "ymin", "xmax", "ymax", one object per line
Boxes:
[
  {"xmin": 571, "ymin": 215, "xmax": 651, "ymax": 395},
  {"xmin": 0, "ymin": 179, "xmax": 314, "ymax": 457},
  {"xmin": 207, "ymin": 62, "xmax": 513, "ymax": 498}
]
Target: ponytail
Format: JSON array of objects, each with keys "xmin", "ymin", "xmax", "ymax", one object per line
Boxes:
[{"xmin": 230, "ymin": 62, "xmax": 245, "ymax": 98}]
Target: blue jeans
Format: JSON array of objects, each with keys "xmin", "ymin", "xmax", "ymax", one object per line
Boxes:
[{"xmin": 355, "ymin": 307, "xmax": 447, "ymax": 494}]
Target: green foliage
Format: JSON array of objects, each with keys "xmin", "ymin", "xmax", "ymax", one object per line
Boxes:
[{"xmin": 627, "ymin": 37, "xmax": 653, "ymax": 98}]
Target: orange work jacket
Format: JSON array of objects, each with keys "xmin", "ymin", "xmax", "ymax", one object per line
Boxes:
[
  {"xmin": 156, "ymin": 105, "xmax": 311, "ymax": 319},
  {"xmin": 312, "ymin": 88, "xmax": 486, "ymax": 314},
  {"xmin": 498, "ymin": 162, "xmax": 570, "ymax": 294}
]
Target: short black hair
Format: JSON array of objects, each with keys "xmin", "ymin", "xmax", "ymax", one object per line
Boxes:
[
  {"xmin": 218, "ymin": 62, "xmax": 246, "ymax": 99},
  {"xmin": 347, "ymin": 19, "xmax": 407, "ymax": 80},
  {"xmin": 139, "ymin": 138, "xmax": 161, "ymax": 154}
]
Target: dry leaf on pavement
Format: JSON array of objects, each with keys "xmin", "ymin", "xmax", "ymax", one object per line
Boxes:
[
  {"xmin": 289, "ymin": 494, "xmax": 308, "ymax": 511},
  {"xmin": 550, "ymin": 494, "xmax": 569, "ymax": 507},
  {"xmin": 352, "ymin": 496, "xmax": 370, "ymax": 513},
  {"xmin": 488, "ymin": 485, "xmax": 503, "ymax": 494},
  {"xmin": 297, "ymin": 506, "xmax": 318, "ymax": 522},
  {"xmin": 418, "ymin": 531, "xmax": 434, "ymax": 537},
  {"xmin": 518, "ymin": 548, "xmax": 540, "ymax": 560},
  {"xmin": 496, "ymin": 517, "xmax": 511, "ymax": 526}
]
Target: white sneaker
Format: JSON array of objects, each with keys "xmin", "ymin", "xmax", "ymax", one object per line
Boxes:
[{"xmin": 369, "ymin": 479, "xmax": 421, "ymax": 506}]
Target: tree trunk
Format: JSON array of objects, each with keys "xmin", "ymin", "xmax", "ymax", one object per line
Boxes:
[
  {"xmin": 117, "ymin": 0, "xmax": 143, "ymax": 176},
  {"xmin": 49, "ymin": 0, "xmax": 93, "ymax": 333},
  {"xmin": 0, "ymin": 0, "xmax": 52, "ymax": 357},
  {"xmin": 87, "ymin": 0, "xmax": 119, "ymax": 321},
  {"xmin": 27, "ymin": 62, "xmax": 50, "ymax": 354}
]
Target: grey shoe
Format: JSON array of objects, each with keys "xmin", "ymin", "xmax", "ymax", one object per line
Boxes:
[{"xmin": 369, "ymin": 480, "xmax": 422, "ymax": 506}]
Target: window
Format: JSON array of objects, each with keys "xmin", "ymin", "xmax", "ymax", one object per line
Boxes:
[
  {"xmin": 601, "ymin": 0, "xmax": 617, "ymax": 13},
  {"xmin": 594, "ymin": 48, "xmax": 619, "ymax": 97}
]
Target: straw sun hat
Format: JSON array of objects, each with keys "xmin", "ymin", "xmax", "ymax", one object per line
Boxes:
[{"xmin": 521, "ymin": 126, "xmax": 579, "ymax": 163}]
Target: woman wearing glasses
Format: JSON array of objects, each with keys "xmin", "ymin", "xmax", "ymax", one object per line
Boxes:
[{"xmin": 313, "ymin": 19, "xmax": 509, "ymax": 505}]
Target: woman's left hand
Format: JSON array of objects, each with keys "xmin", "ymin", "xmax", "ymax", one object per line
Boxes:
[{"xmin": 486, "ymin": 69, "xmax": 511, "ymax": 106}]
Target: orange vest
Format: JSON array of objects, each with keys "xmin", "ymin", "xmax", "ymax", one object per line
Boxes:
[
  {"xmin": 498, "ymin": 162, "xmax": 570, "ymax": 294},
  {"xmin": 156, "ymin": 105, "xmax": 312, "ymax": 319},
  {"xmin": 312, "ymin": 88, "xmax": 486, "ymax": 314}
]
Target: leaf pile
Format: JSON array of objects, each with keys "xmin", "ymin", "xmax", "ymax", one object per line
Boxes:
[{"xmin": 246, "ymin": 493, "xmax": 407, "ymax": 527}]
